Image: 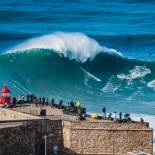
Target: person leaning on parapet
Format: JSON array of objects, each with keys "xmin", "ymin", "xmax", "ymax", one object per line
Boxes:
[
  {"xmin": 140, "ymin": 117, "xmax": 144, "ymax": 123},
  {"xmin": 70, "ymin": 101, "xmax": 74, "ymax": 108},
  {"xmin": 34, "ymin": 97, "xmax": 38, "ymax": 107},
  {"xmin": 46, "ymin": 98, "xmax": 49, "ymax": 106},
  {"xmin": 51, "ymin": 98, "xmax": 55, "ymax": 108},
  {"xmin": 70, "ymin": 101, "xmax": 76, "ymax": 112},
  {"xmin": 42, "ymin": 96, "xmax": 45, "ymax": 107},
  {"xmin": 114, "ymin": 112, "xmax": 117, "ymax": 121},
  {"xmin": 27, "ymin": 94, "xmax": 30, "ymax": 103},
  {"xmin": 18, "ymin": 96, "xmax": 21, "ymax": 104},
  {"xmin": 18, "ymin": 95, "xmax": 24, "ymax": 104},
  {"xmin": 119, "ymin": 112, "xmax": 123, "ymax": 122},
  {"xmin": 30, "ymin": 94, "xmax": 34, "ymax": 103},
  {"xmin": 76, "ymin": 105, "xmax": 86, "ymax": 121},
  {"xmin": 38, "ymin": 97, "xmax": 42, "ymax": 106},
  {"xmin": 123, "ymin": 113, "xmax": 132, "ymax": 122},
  {"xmin": 12, "ymin": 97, "xmax": 17, "ymax": 107},
  {"xmin": 20, "ymin": 95, "xmax": 24, "ymax": 104},
  {"xmin": 75, "ymin": 100, "xmax": 81, "ymax": 108},
  {"xmin": 59, "ymin": 100, "xmax": 63, "ymax": 109},
  {"xmin": 107, "ymin": 113, "xmax": 112, "ymax": 120}
]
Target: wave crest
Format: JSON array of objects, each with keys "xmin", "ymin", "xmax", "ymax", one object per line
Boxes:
[{"xmin": 8, "ymin": 32, "xmax": 122, "ymax": 63}]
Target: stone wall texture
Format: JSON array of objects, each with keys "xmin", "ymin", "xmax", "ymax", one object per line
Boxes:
[
  {"xmin": 0, "ymin": 119, "xmax": 153, "ymax": 155},
  {"xmin": 0, "ymin": 125, "xmax": 36, "ymax": 155},
  {"xmin": 63, "ymin": 121, "xmax": 153, "ymax": 155},
  {"xmin": 0, "ymin": 119, "xmax": 62, "ymax": 155}
]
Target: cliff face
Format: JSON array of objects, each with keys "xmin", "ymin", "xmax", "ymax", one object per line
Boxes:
[{"xmin": 63, "ymin": 121, "xmax": 153, "ymax": 155}]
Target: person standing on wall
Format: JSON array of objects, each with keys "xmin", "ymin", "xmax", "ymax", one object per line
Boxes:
[{"xmin": 102, "ymin": 106, "xmax": 106, "ymax": 119}]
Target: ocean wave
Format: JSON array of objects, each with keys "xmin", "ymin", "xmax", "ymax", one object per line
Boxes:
[
  {"xmin": 102, "ymin": 76, "xmax": 120, "ymax": 93},
  {"xmin": 1, "ymin": 48, "xmax": 155, "ymax": 89},
  {"xmin": 0, "ymin": 48, "xmax": 155, "ymax": 116},
  {"xmin": 7, "ymin": 32, "xmax": 122, "ymax": 63},
  {"xmin": 0, "ymin": 45, "xmax": 154, "ymax": 108},
  {"xmin": 117, "ymin": 66, "xmax": 151, "ymax": 80}
]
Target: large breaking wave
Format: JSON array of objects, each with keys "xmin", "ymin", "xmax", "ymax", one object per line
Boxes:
[
  {"xmin": 8, "ymin": 32, "xmax": 122, "ymax": 62},
  {"xmin": 0, "ymin": 32, "xmax": 155, "ymax": 115}
]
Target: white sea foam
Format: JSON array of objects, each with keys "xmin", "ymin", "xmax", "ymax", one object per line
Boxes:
[
  {"xmin": 147, "ymin": 80, "xmax": 155, "ymax": 90},
  {"xmin": 79, "ymin": 66, "xmax": 101, "ymax": 82},
  {"xmin": 102, "ymin": 76, "xmax": 120, "ymax": 93},
  {"xmin": 117, "ymin": 66, "xmax": 151, "ymax": 80},
  {"xmin": 8, "ymin": 32, "xmax": 122, "ymax": 63}
]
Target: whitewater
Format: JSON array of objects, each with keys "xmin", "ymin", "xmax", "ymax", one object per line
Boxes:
[{"xmin": 8, "ymin": 32, "xmax": 123, "ymax": 62}]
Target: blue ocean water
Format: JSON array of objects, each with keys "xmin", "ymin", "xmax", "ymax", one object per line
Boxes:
[{"xmin": 0, "ymin": 1, "xmax": 155, "ymax": 117}]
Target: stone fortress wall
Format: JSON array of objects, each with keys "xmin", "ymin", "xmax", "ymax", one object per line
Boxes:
[
  {"xmin": 0, "ymin": 108, "xmax": 153, "ymax": 155},
  {"xmin": 63, "ymin": 121, "xmax": 153, "ymax": 155},
  {"xmin": 0, "ymin": 119, "xmax": 63, "ymax": 155}
]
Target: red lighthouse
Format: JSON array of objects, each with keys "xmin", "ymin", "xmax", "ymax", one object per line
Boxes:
[{"xmin": 0, "ymin": 86, "xmax": 12, "ymax": 106}]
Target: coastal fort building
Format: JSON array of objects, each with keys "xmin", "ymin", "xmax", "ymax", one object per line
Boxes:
[{"xmin": 0, "ymin": 105, "xmax": 153, "ymax": 155}]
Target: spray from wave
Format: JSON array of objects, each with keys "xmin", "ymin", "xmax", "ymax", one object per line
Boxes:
[{"xmin": 8, "ymin": 32, "xmax": 122, "ymax": 63}]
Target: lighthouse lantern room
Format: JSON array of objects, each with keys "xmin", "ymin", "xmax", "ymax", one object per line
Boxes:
[{"xmin": 0, "ymin": 86, "xmax": 12, "ymax": 106}]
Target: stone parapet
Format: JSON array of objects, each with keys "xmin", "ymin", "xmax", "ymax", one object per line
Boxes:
[
  {"xmin": 0, "ymin": 108, "xmax": 40, "ymax": 121},
  {"xmin": 63, "ymin": 120, "xmax": 153, "ymax": 155}
]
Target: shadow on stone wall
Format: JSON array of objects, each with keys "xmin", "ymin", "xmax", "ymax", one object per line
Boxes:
[
  {"xmin": 63, "ymin": 147, "xmax": 78, "ymax": 155},
  {"xmin": 0, "ymin": 119, "xmax": 63, "ymax": 155}
]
